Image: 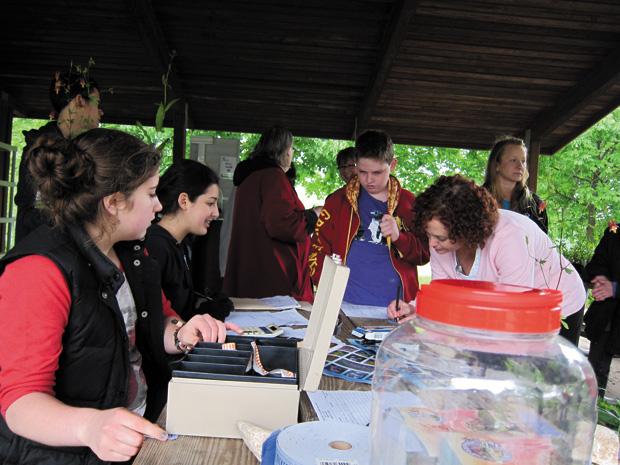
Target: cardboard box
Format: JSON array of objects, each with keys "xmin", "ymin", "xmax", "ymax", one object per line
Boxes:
[{"xmin": 166, "ymin": 256, "xmax": 350, "ymax": 438}]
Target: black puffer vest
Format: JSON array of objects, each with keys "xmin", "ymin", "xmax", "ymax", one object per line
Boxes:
[{"xmin": 0, "ymin": 225, "xmax": 172, "ymax": 465}]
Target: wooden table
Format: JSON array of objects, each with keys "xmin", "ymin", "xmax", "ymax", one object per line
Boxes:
[{"xmin": 134, "ymin": 311, "xmax": 384, "ymax": 465}]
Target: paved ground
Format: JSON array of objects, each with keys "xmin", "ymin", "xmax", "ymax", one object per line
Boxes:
[{"xmin": 578, "ymin": 337, "xmax": 620, "ymax": 400}]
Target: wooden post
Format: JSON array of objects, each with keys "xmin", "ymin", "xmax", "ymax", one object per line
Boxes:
[{"xmin": 173, "ymin": 101, "xmax": 188, "ymax": 163}]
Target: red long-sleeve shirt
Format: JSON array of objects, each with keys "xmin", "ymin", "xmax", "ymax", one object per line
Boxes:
[{"xmin": 0, "ymin": 255, "xmax": 177, "ymax": 417}]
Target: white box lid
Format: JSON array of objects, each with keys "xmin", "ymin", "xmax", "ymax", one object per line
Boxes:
[{"xmin": 298, "ymin": 256, "xmax": 350, "ymax": 392}]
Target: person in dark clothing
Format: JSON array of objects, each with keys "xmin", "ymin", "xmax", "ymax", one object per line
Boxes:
[
  {"xmin": 145, "ymin": 160, "xmax": 232, "ymax": 322},
  {"xmin": 583, "ymin": 222, "xmax": 620, "ymax": 396},
  {"xmin": 223, "ymin": 126, "xmax": 317, "ymax": 301},
  {"xmin": 482, "ymin": 136, "xmax": 549, "ymax": 233},
  {"xmin": 0, "ymin": 129, "xmax": 239, "ymax": 464},
  {"xmin": 336, "ymin": 146, "xmax": 358, "ymax": 184},
  {"xmin": 15, "ymin": 69, "xmax": 104, "ymax": 243}
]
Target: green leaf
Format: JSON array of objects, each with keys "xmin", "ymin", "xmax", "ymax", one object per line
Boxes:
[
  {"xmin": 164, "ymin": 98, "xmax": 180, "ymax": 113},
  {"xmin": 155, "ymin": 104, "xmax": 165, "ymax": 132},
  {"xmin": 157, "ymin": 138, "xmax": 170, "ymax": 152}
]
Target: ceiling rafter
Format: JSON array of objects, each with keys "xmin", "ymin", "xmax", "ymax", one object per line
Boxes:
[
  {"xmin": 546, "ymin": 92, "xmax": 620, "ymax": 154},
  {"xmin": 357, "ymin": 0, "xmax": 418, "ymax": 135},
  {"xmin": 530, "ymin": 48, "xmax": 620, "ymax": 142}
]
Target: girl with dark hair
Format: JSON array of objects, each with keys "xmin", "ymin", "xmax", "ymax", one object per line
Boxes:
[
  {"xmin": 388, "ymin": 175, "xmax": 585, "ymax": 344},
  {"xmin": 0, "ymin": 129, "xmax": 239, "ymax": 464},
  {"xmin": 223, "ymin": 126, "xmax": 315, "ymax": 301},
  {"xmin": 145, "ymin": 159, "xmax": 232, "ymax": 321},
  {"xmin": 15, "ymin": 69, "xmax": 105, "ymax": 242},
  {"xmin": 482, "ymin": 136, "xmax": 549, "ymax": 233}
]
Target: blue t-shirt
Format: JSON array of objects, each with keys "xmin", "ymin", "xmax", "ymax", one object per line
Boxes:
[{"xmin": 343, "ymin": 188, "xmax": 400, "ymax": 306}]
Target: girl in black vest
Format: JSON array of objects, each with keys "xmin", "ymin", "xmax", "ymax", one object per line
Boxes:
[{"xmin": 0, "ymin": 128, "xmax": 240, "ymax": 464}]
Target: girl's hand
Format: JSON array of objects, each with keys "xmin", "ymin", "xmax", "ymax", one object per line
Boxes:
[
  {"xmin": 179, "ymin": 314, "xmax": 242, "ymax": 346},
  {"xmin": 77, "ymin": 407, "xmax": 167, "ymax": 462}
]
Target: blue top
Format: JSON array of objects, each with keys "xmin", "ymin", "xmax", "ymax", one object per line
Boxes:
[
  {"xmin": 501, "ymin": 199, "xmax": 511, "ymax": 210},
  {"xmin": 343, "ymin": 188, "xmax": 400, "ymax": 306}
]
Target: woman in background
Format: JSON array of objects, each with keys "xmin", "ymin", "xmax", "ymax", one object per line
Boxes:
[
  {"xmin": 15, "ymin": 69, "xmax": 104, "ymax": 242},
  {"xmin": 388, "ymin": 175, "xmax": 585, "ymax": 344},
  {"xmin": 482, "ymin": 136, "xmax": 548, "ymax": 233},
  {"xmin": 224, "ymin": 126, "xmax": 315, "ymax": 301},
  {"xmin": 146, "ymin": 159, "xmax": 232, "ymax": 322}
]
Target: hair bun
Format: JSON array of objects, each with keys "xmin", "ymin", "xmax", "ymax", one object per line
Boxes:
[{"xmin": 27, "ymin": 136, "xmax": 96, "ymax": 203}]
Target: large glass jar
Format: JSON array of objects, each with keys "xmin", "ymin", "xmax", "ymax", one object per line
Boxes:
[{"xmin": 370, "ymin": 280, "xmax": 597, "ymax": 465}]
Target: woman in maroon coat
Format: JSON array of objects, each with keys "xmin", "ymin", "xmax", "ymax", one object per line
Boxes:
[{"xmin": 223, "ymin": 127, "xmax": 316, "ymax": 302}]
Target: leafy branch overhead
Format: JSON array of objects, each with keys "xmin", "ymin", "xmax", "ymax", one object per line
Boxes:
[{"xmin": 136, "ymin": 51, "xmax": 179, "ymax": 152}]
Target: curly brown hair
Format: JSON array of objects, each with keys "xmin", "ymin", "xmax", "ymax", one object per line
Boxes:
[{"xmin": 414, "ymin": 175, "xmax": 499, "ymax": 249}]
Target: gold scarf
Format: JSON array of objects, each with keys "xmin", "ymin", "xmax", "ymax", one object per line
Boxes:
[{"xmin": 345, "ymin": 175, "xmax": 400, "ymax": 215}]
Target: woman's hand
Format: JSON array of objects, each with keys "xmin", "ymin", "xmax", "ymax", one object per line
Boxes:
[
  {"xmin": 77, "ymin": 407, "xmax": 167, "ymax": 462},
  {"xmin": 387, "ymin": 299, "xmax": 415, "ymax": 324},
  {"xmin": 178, "ymin": 314, "xmax": 242, "ymax": 347}
]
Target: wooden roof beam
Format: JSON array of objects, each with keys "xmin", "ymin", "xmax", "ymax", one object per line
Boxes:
[
  {"xmin": 357, "ymin": 0, "xmax": 418, "ymax": 135},
  {"xmin": 529, "ymin": 48, "xmax": 620, "ymax": 145},
  {"xmin": 546, "ymin": 93, "xmax": 620, "ymax": 154},
  {"xmin": 126, "ymin": 0, "xmax": 193, "ymax": 129}
]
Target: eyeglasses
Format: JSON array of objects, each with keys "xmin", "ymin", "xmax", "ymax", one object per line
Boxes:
[{"xmin": 338, "ymin": 163, "xmax": 356, "ymax": 169}]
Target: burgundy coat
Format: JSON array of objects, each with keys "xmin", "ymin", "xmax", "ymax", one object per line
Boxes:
[{"xmin": 223, "ymin": 158, "xmax": 313, "ymax": 301}]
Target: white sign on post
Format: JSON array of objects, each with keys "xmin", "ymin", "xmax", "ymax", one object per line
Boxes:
[{"xmin": 219, "ymin": 156, "xmax": 237, "ymax": 180}]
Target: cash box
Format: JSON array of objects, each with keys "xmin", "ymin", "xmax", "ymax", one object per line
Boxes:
[{"xmin": 166, "ymin": 256, "xmax": 350, "ymax": 438}]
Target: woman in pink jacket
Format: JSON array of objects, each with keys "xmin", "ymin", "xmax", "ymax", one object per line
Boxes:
[{"xmin": 388, "ymin": 175, "xmax": 585, "ymax": 344}]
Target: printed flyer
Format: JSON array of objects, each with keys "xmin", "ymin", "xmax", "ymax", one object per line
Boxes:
[{"xmin": 322, "ymin": 343, "xmax": 376, "ymax": 384}]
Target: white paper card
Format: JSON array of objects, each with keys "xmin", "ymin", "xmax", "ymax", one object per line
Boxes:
[
  {"xmin": 226, "ymin": 309, "xmax": 309, "ymax": 328},
  {"xmin": 307, "ymin": 390, "xmax": 372, "ymax": 426},
  {"xmin": 340, "ymin": 301, "xmax": 387, "ymax": 319}
]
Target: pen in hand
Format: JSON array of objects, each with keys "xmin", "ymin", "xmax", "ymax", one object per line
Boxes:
[{"xmin": 394, "ymin": 282, "xmax": 403, "ymax": 322}]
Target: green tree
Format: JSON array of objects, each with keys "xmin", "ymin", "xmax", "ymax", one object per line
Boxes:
[
  {"xmin": 537, "ymin": 108, "xmax": 620, "ymax": 264},
  {"xmin": 9, "ymin": 106, "xmax": 619, "ymax": 269}
]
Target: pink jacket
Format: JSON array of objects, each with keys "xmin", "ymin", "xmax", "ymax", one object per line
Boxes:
[{"xmin": 430, "ymin": 210, "xmax": 585, "ymax": 317}]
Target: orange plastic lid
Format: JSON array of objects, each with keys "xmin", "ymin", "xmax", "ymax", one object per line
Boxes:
[{"xmin": 416, "ymin": 280, "xmax": 562, "ymax": 333}]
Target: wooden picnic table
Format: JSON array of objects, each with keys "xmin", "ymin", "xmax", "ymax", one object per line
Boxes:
[{"xmin": 134, "ymin": 303, "xmax": 384, "ymax": 465}]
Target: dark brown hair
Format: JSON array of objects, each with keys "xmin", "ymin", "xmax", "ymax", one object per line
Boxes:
[
  {"xmin": 414, "ymin": 175, "xmax": 499, "ymax": 249},
  {"xmin": 26, "ymin": 128, "xmax": 160, "ymax": 227},
  {"xmin": 355, "ymin": 129, "xmax": 394, "ymax": 163},
  {"xmin": 336, "ymin": 147, "xmax": 358, "ymax": 167},
  {"xmin": 157, "ymin": 159, "xmax": 219, "ymax": 216},
  {"xmin": 49, "ymin": 70, "xmax": 100, "ymax": 114}
]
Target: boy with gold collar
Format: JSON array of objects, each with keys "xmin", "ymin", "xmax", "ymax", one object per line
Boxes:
[{"xmin": 309, "ymin": 130, "xmax": 429, "ymax": 306}]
